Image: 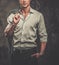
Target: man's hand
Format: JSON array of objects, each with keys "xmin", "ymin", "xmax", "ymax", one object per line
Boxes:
[
  {"xmin": 31, "ymin": 52, "xmax": 43, "ymax": 59},
  {"xmin": 13, "ymin": 13, "xmax": 20, "ymax": 24},
  {"xmin": 31, "ymin": 42, "xmax": 46, "ymax": 59},
  {"xmin": 4, "ymin": 13, "xmax": 20, "ymax": 36}
]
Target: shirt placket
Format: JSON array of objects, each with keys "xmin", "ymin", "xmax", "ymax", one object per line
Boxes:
[
  {"xmin": 20, "ymin": 18, "xmax": 25, "ymax": 42},
  {"xmin": 20, "ymin": 13, "xmax": 31, "ymax": 46}
]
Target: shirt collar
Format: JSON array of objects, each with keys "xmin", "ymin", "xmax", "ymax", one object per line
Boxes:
[
  {"xmin": 30, "ymin": 7, "xmax": 34, "ymax": 14},
  {"xmin": 18, "ymin": 7, "xmax": 34, "ymax": 14}
]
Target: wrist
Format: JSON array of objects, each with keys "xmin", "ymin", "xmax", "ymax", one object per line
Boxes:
[{"xmin": 39, "ymin": 52, "xmax": 44, "ymax": 56}]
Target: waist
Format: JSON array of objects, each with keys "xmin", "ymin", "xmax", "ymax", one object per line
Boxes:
[
  {"xmin": 13, "ymin": 47, "xmax": 38, "ymax": 54},
  {"xmin": 13, "ymin": 42, "xmax": 37, "ymax": 48}
]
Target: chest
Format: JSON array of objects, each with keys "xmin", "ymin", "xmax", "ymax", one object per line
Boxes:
[{"xmin": 15, "ymin": 14, "xmax": 39, "ymax": 30}]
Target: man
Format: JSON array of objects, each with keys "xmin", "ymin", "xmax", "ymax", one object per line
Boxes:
[{"xmin": 4, "ymin": 0, "xmax": 47, "ymax": 65}]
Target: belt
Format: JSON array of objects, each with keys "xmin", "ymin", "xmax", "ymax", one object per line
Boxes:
[{"xmin": 13, "ymin": 47, "xmax": 37, "ymax": 54}]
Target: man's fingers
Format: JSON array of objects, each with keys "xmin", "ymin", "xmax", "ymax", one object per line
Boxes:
[
  {"xmin": 18, "ymin": 15, "xmax": 20, "ymax": 18},
  {"xmin": 13, "ymin": 13, "xmax": 20, "ymax": 24},
  {"xmin": 14, "ymin": 14, "xmax": 20, "ymax": 20},
  {"xmin": 15, "ymin": 17, "xmax": 18, "ymax": 20},
  {"xmin": 31, "ymin": 53, "xmax": 36, "ymax": 57}
]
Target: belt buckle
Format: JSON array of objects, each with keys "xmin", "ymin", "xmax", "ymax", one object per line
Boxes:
[{"xmin": 20, "ymin": 49, "xmax": 22, "ymax": 53}]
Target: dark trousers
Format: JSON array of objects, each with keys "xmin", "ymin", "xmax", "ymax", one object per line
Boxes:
[{"xmin": 11, "ymin": 47, "xmax": 38, "ymax": 65}]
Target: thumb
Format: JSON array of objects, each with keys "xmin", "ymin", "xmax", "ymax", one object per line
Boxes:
[{"xmin": 31, "ymin": 53, "xmax": 36, "ymax": 57}]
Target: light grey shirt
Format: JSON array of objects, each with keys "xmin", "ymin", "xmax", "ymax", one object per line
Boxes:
[{"xmin": 6, "ymin": 7, "xmax": 47, "ymax": 49}]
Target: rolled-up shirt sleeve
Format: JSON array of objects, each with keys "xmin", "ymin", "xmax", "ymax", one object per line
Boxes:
[
  {"xmin": 7, "ymin": 13, "xmax": 15, "ymax": 24},
  {"xmin": 38, "ymin": 13, "xmax": 47, "ymax": 43},
  {"xmin": 4, "ymin": 13, "xmax": 14, "ymax": 34}
]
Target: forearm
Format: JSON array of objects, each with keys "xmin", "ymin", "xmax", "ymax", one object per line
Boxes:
[
  {"xmin": 39, "ymin": 42, "xmax": 47, "ymax": 55},
  {"xmin": 4, "ymin": 23, "xmax": 16, "ymax": 36}
]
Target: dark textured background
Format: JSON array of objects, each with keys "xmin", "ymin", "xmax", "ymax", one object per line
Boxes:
[{"xmin": 0, "ymin": 0, "xmax": 59, "ymax": 65}]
